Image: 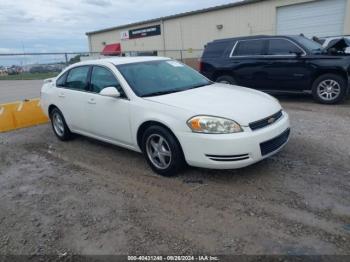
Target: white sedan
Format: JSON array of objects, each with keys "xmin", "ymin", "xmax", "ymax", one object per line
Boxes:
[{"xmin": 41, "ymin": 57, "xmax": 290, "ymax": 176}]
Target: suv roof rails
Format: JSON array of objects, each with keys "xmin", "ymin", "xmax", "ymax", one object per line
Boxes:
[{"xmin": 210, "ymin": 34, "xmax": 304, "ymax": 43}]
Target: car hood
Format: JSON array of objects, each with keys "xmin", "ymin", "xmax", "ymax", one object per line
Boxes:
[
  {"xmin": 144, "ymin": 83, "xmax": 282, "ymax": 126},
  {"xmin": 325, "ymin": 38, "xmax": 350, "ymax": 54}
]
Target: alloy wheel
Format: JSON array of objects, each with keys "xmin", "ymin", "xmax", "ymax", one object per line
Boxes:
[
  {"xmin": 146, "ymin": 134, "xmax": 172, "ymax": 170},
  {"xmin": 52, "ymin": 112, "xmax": 65, "ymax": 137},
  {"xmin": 317, "ymin": 79, "xmax": 341, "ymax": 101}
]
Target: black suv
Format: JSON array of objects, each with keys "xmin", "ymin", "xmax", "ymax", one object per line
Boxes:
[{"xmin": 200, "ymin": 35, "xmax": 350, "ymax": 104}]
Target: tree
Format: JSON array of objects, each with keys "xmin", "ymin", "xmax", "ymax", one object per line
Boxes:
[{"xmin": 69, "ymin": 55, "xmax": 81, "ymax": 64}]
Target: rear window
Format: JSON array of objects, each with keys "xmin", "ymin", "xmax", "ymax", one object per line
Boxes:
[
  {"xmin": 233, "ymin": 40, "xmax": 266, "ymax": 56},
  {"xmin": 56, "ymin": 72, "xmax": 67, "ymax": 87},
  {"xmin": 203, "ymin": 41, "xmax": 232, "ymax": 58},
  {"xmin": 65, "ymin": 66, "xmax": 90, "ymax": 91}
]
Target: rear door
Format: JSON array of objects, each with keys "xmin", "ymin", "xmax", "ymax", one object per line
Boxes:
[
  {"xmin": 230, "ymin": 39, "xmax": 268, "ymax": 89},
  {"xmin": 201, "ymin": 41, "xmax": 233, "ymax": 79},
  {"xmin": 55, "ymin": 66, "xmax": 91, "ymax": 132}
]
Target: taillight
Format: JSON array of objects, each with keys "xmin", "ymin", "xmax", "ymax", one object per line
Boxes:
[{"xmin": 199, "ymin": 60, "xmax": 203, "ymax": 72}]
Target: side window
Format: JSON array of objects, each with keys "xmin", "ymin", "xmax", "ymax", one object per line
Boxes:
[
  {"xmin": 267, "ymin": 39, "xmax": 303, "ymax": 55},
  {"xmin": 233, "ymin": 40, "xmax": 265, "ymax": 56},
  {"xmin": 65, "ymin": 66, "xmax": 90, "ymax": 90},
  {"xmin": 56, "ymin": 72, "xmax": 67, "ymax": 87},
  {"xmin": 90, "ymin": 66, "xmax": 120, "ymax": 93}
]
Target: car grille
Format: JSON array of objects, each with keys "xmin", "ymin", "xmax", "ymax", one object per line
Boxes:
[
  {"xmin": 260, "ymin": 128, "xmax": 290, "ymax": 156},
  {"xmin": 249, "ymin": 110, "xmax": 283, "ymax": 131},
  {"xmin": 206, "ymin": 154, "xmax": 250, "ymax": 162}
]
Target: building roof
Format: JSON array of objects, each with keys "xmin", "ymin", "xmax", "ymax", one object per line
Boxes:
[{"xmin": 86, "ymin": 0, "xmax": 262, "ymax": 35}]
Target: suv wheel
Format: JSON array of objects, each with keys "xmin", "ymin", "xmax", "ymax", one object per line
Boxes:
[
  {"xmin": 50, "ymin": 108, "xmax": 73, "ymax": 141},
  {"xmin": 216, "ymin": 75, "xmax": 237, "ymax": 85},
  {"xmin": 312, "ymin": 74, "xmax": 347, "ymax": 104},
  {"xmin": 142, "ymin": 126, "xmax": 186, "ymax": 176}
]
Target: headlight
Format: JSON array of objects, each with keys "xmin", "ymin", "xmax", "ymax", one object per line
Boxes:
[{"xmin": 187, "ymin": 116, "xmax": 242, "ymax": 134}]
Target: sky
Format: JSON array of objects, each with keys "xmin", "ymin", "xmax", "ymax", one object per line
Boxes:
[{"xmin": 0, "ymin": 0, "xmax": 241, "ymax": 55}]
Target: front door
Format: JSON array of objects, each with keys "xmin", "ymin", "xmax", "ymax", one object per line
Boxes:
[
  {"xmin": 84, "ymin": 66, "xmax": 132, "ymax": 146},
  {"xmin": 261, "ymin": 38, "xmax": 311, "ymax": 91}
]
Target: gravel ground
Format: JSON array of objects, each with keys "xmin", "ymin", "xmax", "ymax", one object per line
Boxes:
[{"xmin": 0, "ymin": 95, "xmax": 349, "ymax": 256}]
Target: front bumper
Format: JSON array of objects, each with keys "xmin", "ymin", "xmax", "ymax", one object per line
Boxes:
[{"xmin": 177, "ymin": 111, "xmax": 290, "ymax": 169}]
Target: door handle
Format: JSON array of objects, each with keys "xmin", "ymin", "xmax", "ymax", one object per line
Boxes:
[
  {"xmin": 293, "ymin": 73, "xmax": 305, "ymax": 77},
  {"xmin": 88, "ymin": 98, "xmax": 96, "ymax": 104},
  {"xmin": 58, "ymin": 93, "xmax": 65, "ymax": 98}
]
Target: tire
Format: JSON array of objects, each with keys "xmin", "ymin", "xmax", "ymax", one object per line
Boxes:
[
  {"xmin": 312, "ymin": 74, "xmax": 347, "ymax": 104},
  {"xmin": 216, "ymin": 75, "xmax": 237, "ymax": 85},
  {"xmin": 49, "ymin": 108, "xmax": 73, "ymax": 141},
  {"xmin": 141, "ymin": 125, "xmax": 186, "ymax": 176}
]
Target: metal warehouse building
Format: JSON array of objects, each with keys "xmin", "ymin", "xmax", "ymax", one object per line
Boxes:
[{"xmin": 86, "ymin": 0, "xmax": 350, "ymax": 63}]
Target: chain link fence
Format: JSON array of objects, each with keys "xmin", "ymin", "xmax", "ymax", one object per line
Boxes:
[{"xmin": 0, "ymin": 49, "xmax": 203, "ymax": 80}]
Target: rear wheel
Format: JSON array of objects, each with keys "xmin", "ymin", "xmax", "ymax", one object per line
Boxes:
[
  {"xmin": 50, "ymin": 108, "xmax": 73, "ymax": 141},
  {"xmin": 312, "ymin": 74, "xmax": 347, "ymax": 104},
  {"xmin": 216, "ymin": 75, "xmax": 237, "ymax": 85},
  {"xmin": 142, "ymin": 126, "xmax": 186, "ymax": 176}
]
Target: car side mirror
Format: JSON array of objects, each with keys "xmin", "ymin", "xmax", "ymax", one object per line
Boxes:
[{"xmin": 100, "ymin": 86, "xmax": 121, "ymax": 98}]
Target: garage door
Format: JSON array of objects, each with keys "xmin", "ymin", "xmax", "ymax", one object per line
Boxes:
[{"xmin": 277, "ymin": 0, "xmax": 347, "ymax": 37}]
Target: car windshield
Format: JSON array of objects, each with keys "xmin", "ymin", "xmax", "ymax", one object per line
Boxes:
[
  {"xmin": 116, "ymin": 60, "xmax": 212, "ymax": 97},
  {"xmin": 292, "ymin": 36, "xmax": 323, "ymax": 53}
]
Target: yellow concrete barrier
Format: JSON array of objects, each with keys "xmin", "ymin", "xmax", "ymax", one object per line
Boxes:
[{"xmin": 0, "ymin": 99, "xmax": 49, "ymax": 132}]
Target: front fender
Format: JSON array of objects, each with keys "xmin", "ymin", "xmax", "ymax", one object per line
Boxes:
[{"xmin": 130, "ymin": 100, "xmax": 194, "ymax": 151}]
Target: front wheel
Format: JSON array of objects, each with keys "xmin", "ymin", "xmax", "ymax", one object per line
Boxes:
[
  {"xmin": 142, "ymin": 126, "xmax": 186, "ymax": 176},
  {"xmin": 312, "ymin": 74, "xmax": 347, "ymax": 104}
]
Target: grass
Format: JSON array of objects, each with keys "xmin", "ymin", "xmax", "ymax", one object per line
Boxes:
[{"xmin": 0, "ymin": 72, "xmax": 59, "ymax": 81}]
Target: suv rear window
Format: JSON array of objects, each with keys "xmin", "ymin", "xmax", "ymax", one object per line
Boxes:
[
  {"xmin": 203, "ymin": 41, "xmax": 232, "ymax": 58},
  {"xmin": 233, "ymin": 40, "xmax": 266, "ymax": 56}
]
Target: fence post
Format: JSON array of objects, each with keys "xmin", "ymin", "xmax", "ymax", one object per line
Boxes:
[
  {"xmin": 64, "ymin": 53, "xmax": 68, "ymax": 65},
  {"xmin": 180, "ymin": 50, "xmax": 183, "ymax": 62}
]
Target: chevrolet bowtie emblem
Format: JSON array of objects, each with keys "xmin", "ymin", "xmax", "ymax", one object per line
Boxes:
[{"xmin": 268, "ymin": 117, "xmax": 276, "ymax": 124}]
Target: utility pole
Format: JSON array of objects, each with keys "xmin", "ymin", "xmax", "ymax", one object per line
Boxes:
[{"xmin": 161, "ymin": 19, "xmax": 166, "ymax": 57}]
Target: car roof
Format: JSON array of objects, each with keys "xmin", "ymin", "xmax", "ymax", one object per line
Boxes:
[
  {"xmin": 210, "ymin": 35, "xmax": 300, "ymax": 44},
  {"xmin": 75, "ymin": 56, "xmax": 170, "ymax": 66}
]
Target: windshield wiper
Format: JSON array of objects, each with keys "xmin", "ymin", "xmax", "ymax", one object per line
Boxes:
[
  {"xmin": 188, "ymin": 82, "xmax": 213, "ymax": 90},
  {"xmin": 141, "ymin": 89, "xmax": 183, "ymax": 97},
  {"xmin": 141, "ymin": 82, "xmax": 213, "ymax": 97}
]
